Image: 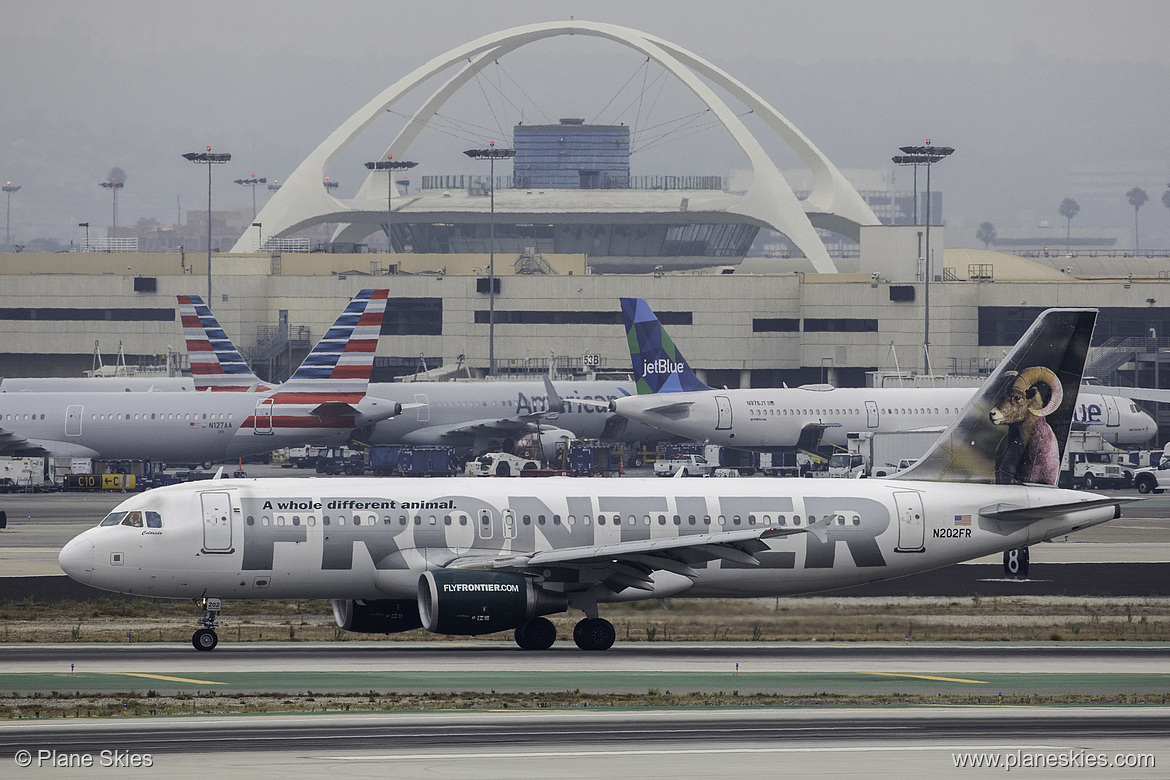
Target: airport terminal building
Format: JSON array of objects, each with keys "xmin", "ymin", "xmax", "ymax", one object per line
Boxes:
[{"xmin": 3, "ymin": 21, "xmax": 1167, "ymax": 435}]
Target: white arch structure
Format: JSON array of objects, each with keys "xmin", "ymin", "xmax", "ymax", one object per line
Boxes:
[{"xmin": 231, "ymin": 20, "xmax": 879, "ymax": 273}]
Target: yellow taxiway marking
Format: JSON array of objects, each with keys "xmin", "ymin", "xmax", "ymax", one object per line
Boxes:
[
  {"xmin": 101, "ymin": 672, "xmax": 225, "ymax": 685},
  {"xmin": 863, "ymin": 672, "xmax": 988, "ymax": 684}
]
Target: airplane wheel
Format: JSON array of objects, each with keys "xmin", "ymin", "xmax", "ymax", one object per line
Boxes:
[
  {"xmin": 573, "ymin": 618, "xmax": 615, "ymax": 651},
  {"xmin": 514, "ymin": 617, "xmax": 556, "ymax": 650},
  {"xmin": 192, "ymin": 628, "xmax": 218, "ymax": 651}
]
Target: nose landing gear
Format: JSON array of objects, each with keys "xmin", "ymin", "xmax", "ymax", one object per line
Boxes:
[{"xmin": 192, "ymin": 597, "xmax": 221, "ymax": 651}]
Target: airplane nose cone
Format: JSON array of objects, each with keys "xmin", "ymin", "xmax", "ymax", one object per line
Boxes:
[{"xmin": 58, "ymin": 536, "xmax": 94, "ymax": 582}]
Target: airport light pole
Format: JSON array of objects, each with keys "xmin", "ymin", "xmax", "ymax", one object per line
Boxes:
[
  {"xmin": 98, "ymin": 179, "xmax": 124, "ymax": 236},
  {"xmin": 3, "ymin": 181, "xmax": 19, "ymax": 250},
  {"xmin": 892, "ymin": 143, "xmax": 954, "ymax": 375},
  {"xmin": 78, "ymin": 222, "xmax": 89, "ymax": 251},
  {"xmin": 267, "ymin": 180, "xmax": 281, "ymax": 193},
  {"xmin": 364, "ymin": 155, "xmax": 417, "ymax": 252},
  {"xmin": 234, "ymin": 175, "xmax": 267, "ymax": 220},
  {"xmin": 464, "ymin": 143, "xmax": 515, "ymax": 376},
  {"xmin": 182, "ymin": 147, "xmax": 231, "ymax": 301}
]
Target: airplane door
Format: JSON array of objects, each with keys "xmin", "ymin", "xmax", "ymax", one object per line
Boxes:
[
  {"xmin": 254, "ymin": 397, "xmax": 274, "ymax": 435},
  {"xmin": 200, "ymin": 491, "xmax": 235, "ymax": 554},
  {"xmin": 893, "ymin": 491, "xmax": 925, "ymax": 553},
  {"xmin": 478, "ymin": 509, "xmax": 494, "ymax": 539},
  {"xmin": 865, "ymin": 400, "xmax": 879, "ymax": 429},
  {"xmin": 502, "ymin": 509, "xmax": 516, "ymax": 540},
  {"xmin": 66, "ymin": 405, "xmax": 83, "ymax": 436},
  {"xmin": 1102, "ymin": 396, "xmax": 1120, "ymax": 428},
  {"xmin": 414, "ymin": 393, "xmax": 429, "ymax": 422},
  {"xmin": 715, "ymin": 395, "xmax": 733, "ymax": 430}
]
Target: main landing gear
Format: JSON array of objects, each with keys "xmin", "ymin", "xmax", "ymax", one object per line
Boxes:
[
  {"xmin": 192, "ymin": 596, "xmax": 221, "ymax": 651},
  {"xmin": 573, "ymin": 617, "xmax": 615, "ymax": 651},
  {"xmin": 512, "ymin": 616, "xmax": 616, "ymax": 651}
]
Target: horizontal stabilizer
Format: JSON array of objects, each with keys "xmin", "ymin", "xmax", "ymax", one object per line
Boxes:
[{"xmin": 979, "ymin": 496, "xmax": 1139, "ymax": 522}]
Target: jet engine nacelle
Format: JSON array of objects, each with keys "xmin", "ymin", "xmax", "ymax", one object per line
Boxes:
[
  {"xmin": 517, "ymin": 427, "xmax": 578, "ymax": 461},
  {"xmin": 332, "ymin": 598, "xmax": 423, "ymax": 634},
  {"xmin": 417, "ymin": 570, "xmax": 567, "ymax": 636}
]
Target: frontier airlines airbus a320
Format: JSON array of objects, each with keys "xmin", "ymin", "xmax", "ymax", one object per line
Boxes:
[{"xmin": 59, "ymin": 308, "xmax": 1132, "ymax": 652}]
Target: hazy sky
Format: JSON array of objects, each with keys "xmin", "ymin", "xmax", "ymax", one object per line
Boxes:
[{"xmin": 4, "ymin": 0, "xmax": 1170, "ymax": 247}]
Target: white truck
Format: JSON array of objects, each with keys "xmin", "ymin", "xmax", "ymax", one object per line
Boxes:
[
  {"xmin": 1131, "ymin": 448, "xmax": 1170, "ymax": 494},
  {"xmin": 465, "ymin": 452, "xmax": 540, "ymax": 477},
  {"xmin": 830, "ymin": 430, "xmax": 941, "ymax": 478},
  {"xmin": 654, "ymin": 453, "xmax": 712, "ymax": 477}
]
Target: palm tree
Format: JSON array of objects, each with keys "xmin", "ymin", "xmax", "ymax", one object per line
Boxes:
[
  {"xmin": 976, "ymin": 221, "xmax": 996, "ymax": 249},
  {"xmin": 1059, "ymin": 198, "xmax": 1080, "ymax": 253},
  {"xmin": 1127, "ymin": 187, "xmax": 1148, "ymax": 253}
]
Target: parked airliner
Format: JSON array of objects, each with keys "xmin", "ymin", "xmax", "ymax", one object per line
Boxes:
[
  {"xmin": 178, "ymin": 295, "xmax": 663, "ymax": 457},
  {"xmin": 60, "ymin": 308, "xmax": 1131, "ymax": 652},
  {"xmin": 608, "ymin": 298, "xmax": 1155, "ymax": 450},
  {"xmin": 0, "ymin": 290, "xmax": 401, "ymax": 464}
]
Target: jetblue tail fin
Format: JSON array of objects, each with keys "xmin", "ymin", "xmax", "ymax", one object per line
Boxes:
[
  {"xmin": 178, "ymin": 294, "xmax": 269, "ymax": 392},
  {"xmin": 620, "ymin": 297, "xmax": 711, "ymax": 395},
  {"xmin": 895, "ymin": 308, "xmax": 1097, "ymax": 485},
  {"xmin": 282, "ymin": 289, "xmax": 389, "ymax": 393}
]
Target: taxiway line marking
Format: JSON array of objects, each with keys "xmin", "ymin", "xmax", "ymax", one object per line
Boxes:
[
  {"xmin": 101, "ymin": 672, "xmax": 225, "ymax": 685},
  {"xmin": 862, "ymin": 672, "xmax": 988, "ymax": 684}
]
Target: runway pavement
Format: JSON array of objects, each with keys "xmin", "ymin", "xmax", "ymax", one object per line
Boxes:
[
  {"xmin": 1, "ymin": 708, "xmax": 1166, "ymax": 778},
  {"xmin": 2, "ymin": 642, "xmax": 1168, "ymax": 697}
]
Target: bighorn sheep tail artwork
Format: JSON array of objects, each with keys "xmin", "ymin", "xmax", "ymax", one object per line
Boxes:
[{"xmin": 989, "ymin": 366, "xmax": 1064, "ymax": 485}]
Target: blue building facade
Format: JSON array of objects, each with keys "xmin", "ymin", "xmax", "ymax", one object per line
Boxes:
[{"xmin": 513, "ymin": 119, "xmax": 630, "ymax": 189}]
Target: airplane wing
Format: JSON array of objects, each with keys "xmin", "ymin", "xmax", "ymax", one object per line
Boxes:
[
  {"xmin": 639, "ymin": 400, "xmax": 695, "ymax": 419},
  {"xmin": 443, "ymin": 520, "xmax": 831, "ymax": 593},
  {"xmin": 424, "ymin": 417, "xmax": 554, "ymax": 441},
  {"xmin": 0, "ymin": 428, "xmax": 50, "ymax": 457},
  {"xmin": 1089, "ymin": 386, "xmax": 1170, "ymax": 404}
]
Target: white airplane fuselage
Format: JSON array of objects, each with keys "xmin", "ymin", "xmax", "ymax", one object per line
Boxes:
[
  {"xmin": 365, "ymin": 380, "xmax": 664, "ymax": 446},
  {"xmin": 59, "ymin": 475, "xmax": 1117, "ymax": 603},
  {"xmin": 0, "ymin": 391, "xmax": 397, "ymax": 463},
  {"xmin": 612, "ymin": 386, "xmax": 1154, "ymax": 448}
]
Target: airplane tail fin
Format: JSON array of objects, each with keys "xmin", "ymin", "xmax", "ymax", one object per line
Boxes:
[
  {"xmin": 178, "ymin": 294, "xmax": 269, "ymax": 391},
  {"xmin": 620, "ymin": 297, "xmax": 712, "ymax": 395},
  {"xmin": 894, "ymin": 308, "xmax": 1097, "ymax": 485},
  {"xmin": 282, "ymin": 289, "xmax": 390, "ymax": 393}
]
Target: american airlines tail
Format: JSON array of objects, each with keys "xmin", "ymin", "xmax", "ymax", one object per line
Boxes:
[
  {"xmin": 620, "ymin": 297, "xmax": 711, "ymax": 394},
  {"xmin": 895, "ymin": 308, "xmax": 1096, "ymax": 485},
  {"xmin": 281, "ymin": 289, "xmax": 389, "ymax": 395},
  {"xmin": 181, "ymin": 289, "xmax": 394, "ymax": 434},
  {"xmin": 178, "ymin": 294, "xmax": 270, "ymax": 392}
]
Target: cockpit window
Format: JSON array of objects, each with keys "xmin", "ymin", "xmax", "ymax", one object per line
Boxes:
[
  {"xmin": 121, "ymin": 511, "xmax": 143, "ymax": 528},
  {"xmin": 100, "ymin": 512, "xmax": 127, "ymax": 527},
  {"xmin": 146, "ymin": 511, "xmax": 162, "ymax": 528}
]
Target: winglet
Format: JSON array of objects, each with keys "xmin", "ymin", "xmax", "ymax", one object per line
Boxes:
[
  {"xmin": 619, "ymin": 297, "xmax": 712, "ymax": 394},
  {"xmin": 895, "ymin": 308, "xmax": 1097, "ymax": 485},
  {"xmin": 178, "ymin": 294, "xmax": 268, "ymax": 392}
]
